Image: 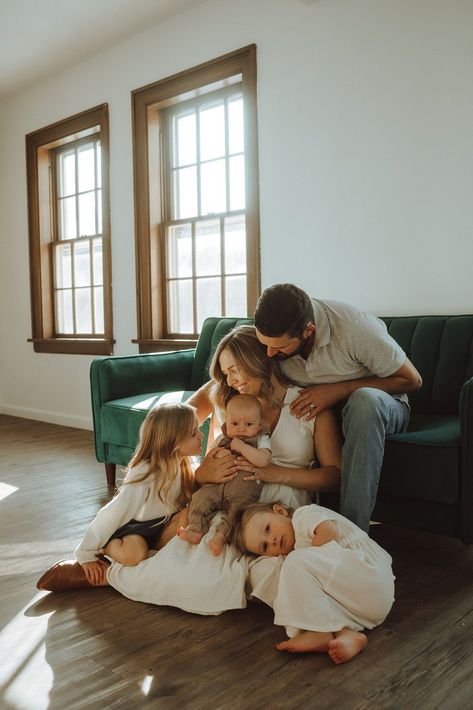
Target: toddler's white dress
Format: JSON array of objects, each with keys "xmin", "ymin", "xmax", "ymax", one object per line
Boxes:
[{"xmin": 273, "ymin": 504, "xmax": 395, "ymax": 635}]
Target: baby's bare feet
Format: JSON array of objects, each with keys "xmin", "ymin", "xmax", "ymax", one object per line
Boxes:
[
  {"xmin": 177, "ymin": 526, "xmax": 203, "ymax": 545},
  {"xmin": 328, "ymin": 629, "xmax": 367, "ymax": 665},
  {"xmin": 209, "ymin": 531, "xmax": 226, "ymax": 556},
  {"xmin": 276, "ymin": 631, "xmax": 332, "ymax": 653}
]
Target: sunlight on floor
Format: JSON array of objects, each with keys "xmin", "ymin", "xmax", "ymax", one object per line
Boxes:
[
  {"xmin": 0, "ymin": 539, "xmax": 80, "ymax": 576},
  {"xmin": 141, "ymin": 674, "xmax": 154, "ymax": 696},
  {"xmin": 0, "ymin": 482, "xmax": 19, "ymax": 502},
  {"xmin": 0, "ymin": 592, "xmax": 53, "ymax": 710}
]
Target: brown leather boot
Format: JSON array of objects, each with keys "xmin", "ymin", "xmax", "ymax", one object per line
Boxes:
[{"xmin": 36, "ymin": 559, "xmax": 94, "ymax": 592}]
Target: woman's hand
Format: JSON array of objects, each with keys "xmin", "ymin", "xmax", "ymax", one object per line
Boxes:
[
  {"xmin": 238, "ymin": 457, "xmax": 278, "ymax": 485},
  {"xmin": 194, "ymin": 447, "xmax": 238, "ymax": 485},
  {"xmin": 81, "ymin": 560, "xmax": 109, "ymax": 586}
]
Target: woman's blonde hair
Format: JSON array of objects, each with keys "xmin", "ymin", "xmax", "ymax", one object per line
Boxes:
[
  {"xmin": 209, "ymin": 325, "xmax": 290, "ymax": 417},
  {"xmin": 127, "ymin": 402, "xmax": 196, "ymax": 509},
  {"xmin": 232, "ymin": 501, "xmax": 292, "ymax": 554}
]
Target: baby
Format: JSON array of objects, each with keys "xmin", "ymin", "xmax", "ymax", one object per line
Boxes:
[
  {"xmin": 178, "ymin": 394, "xmax": 271, "ymax": 555},
  {"xmin": 233, "ymin": 501, "xmax": 395, "ymax": 664}
]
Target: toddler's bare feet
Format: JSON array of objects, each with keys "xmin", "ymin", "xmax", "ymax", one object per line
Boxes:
[
  {"xmin": 328, "ymin": 629, "xmax": 367, "ymax": 665},
  {"xmin": 276, "ymin": 631, "xmax": 332, "ymax": 653},
  {"xmin": 209, "ymin": 531, "xmax": 226, "ymax": 556},
  {"xmin": 177, "ymin": 526, "xmax": 203, "ymax": 545}
]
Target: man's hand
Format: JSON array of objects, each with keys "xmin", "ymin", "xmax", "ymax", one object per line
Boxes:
[
  {"xmin": 290, "ymin": 384, "xmax": 348, "ymax": 420},
  {"xmin": 195, "ymin": 447, "xmax": 238, "ymax": 485},
  {"xmin": 81, "ymin": 560, "xmax": 109, "ymax": 585}
]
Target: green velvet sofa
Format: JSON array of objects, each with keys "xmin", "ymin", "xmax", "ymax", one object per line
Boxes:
[{"xmin": 90, "ymin": 314, "xmax": 473, "ymax": 543}]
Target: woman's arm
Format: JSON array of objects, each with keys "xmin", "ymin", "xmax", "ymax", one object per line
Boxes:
[
  {"xmin": 311, "ymin": 520, "xmax": 339, "ymax": 546},
  {"xmin": 238, "ymin": 409, "xmax": 342, "ymax": 492},
  {"xmin": 187, "ymin": 381, "xmax": 214, "ymax": 424}
]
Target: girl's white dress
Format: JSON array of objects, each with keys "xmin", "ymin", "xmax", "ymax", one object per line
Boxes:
[
  {"xmin": 273, "ymin": 504, "xmax": 395, "ymax": 635},
  {"xmin": 75, "ymin": 462, "xmax": 180, "ymax": 565}
]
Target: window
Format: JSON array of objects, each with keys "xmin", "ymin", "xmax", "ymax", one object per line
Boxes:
[
  {"xmin": 26, "ymin": 105, "xmax": 113, "ymax": 354},
  {"xmin": 132, "ymin": 46, "xmax": 259, "ymax": 351}
]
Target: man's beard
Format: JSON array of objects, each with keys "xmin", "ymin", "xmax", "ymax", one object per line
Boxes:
[{"xmin": 272, "ymin": 336, "xmax": 310, "ymax": 361}]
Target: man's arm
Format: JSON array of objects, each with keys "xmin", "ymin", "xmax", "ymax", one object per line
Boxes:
[{"xmin": 291, "ymin": 358, "xmax": 422, "ymax": 419}]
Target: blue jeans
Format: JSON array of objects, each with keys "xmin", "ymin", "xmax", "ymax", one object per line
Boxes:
[{"xmin": 340, "ymin": 387, "xmax": 410, "ymax": 532}]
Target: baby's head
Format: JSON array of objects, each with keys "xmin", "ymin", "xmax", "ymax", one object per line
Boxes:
[
  {"xmin": 225, "ymin": 394, "xmax": 262, "ymax": 439},
  {"xmin": 233, "ymin": 502, "xmax": 295, "ymax": 556}
]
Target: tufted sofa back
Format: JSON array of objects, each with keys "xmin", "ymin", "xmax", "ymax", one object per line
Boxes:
[{"xmin": 382, "ymin": 315, "xmax": 473, "ymax": 415}]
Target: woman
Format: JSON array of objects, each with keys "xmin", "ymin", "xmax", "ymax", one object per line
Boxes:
[{"xmin": 39, "ymin": 326, "xmax": 342, "ymax": 619}]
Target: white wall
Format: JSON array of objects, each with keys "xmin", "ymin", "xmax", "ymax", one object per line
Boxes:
[{"xmin": 0, "ymin": 0, "xmax": 472, "ymax": 429}]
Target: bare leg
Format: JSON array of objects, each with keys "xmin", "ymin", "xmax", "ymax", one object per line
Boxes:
[
  {"xmin": 328, "ymin": 628, "xmax": 368, "ymax": 664},
  {"xmin": 177, "ymin": 526, "xmax": 203, "ymax": 545},
  {"xmin": 209, "ymin": 530, "xmax": 226, "ymax": 556},
  {"xmin": 101, "ymin": 534, "xmax": 148, "ymax": 566},
  {"xmin": 153, "ymin": 508, "xmax": 189, "ymax": 550}
]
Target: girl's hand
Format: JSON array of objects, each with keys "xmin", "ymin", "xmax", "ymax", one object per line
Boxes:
[
  {"xmin": 195, "ymin": 447, "xmax": 238, "ymax": 485},
  {"xmin": 81, "ymin": 560, "xmax": 109, "ymax": 586}
]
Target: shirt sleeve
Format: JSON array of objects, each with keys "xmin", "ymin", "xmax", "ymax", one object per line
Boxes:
[
  {"xmin": 293, "ymin": 505, "xmax": 332, "ymax": 545},
  {"xmin": 348, "ymin": 312, "xmax": 406, "ymax": 378},
  {"xmin": 256, "ymin": 433, "xmax": 272, "ymax": 451},
  {"xmin": 74, "ymin": 479, "xmax": 150, "ymax": 564}
]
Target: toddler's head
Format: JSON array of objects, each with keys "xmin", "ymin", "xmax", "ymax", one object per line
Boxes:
[
  {"xmin": 233, "ymin": 502, "xmax": 295, "ymax": 556},
  {"xmin": 225, "ymin": 394, "xmax": 263, "ymax": 439}
]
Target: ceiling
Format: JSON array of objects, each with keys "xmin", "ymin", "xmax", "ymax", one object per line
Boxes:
[{"xmin": 0, "ymin": 0, "xmax": 207, "ymax": 100}]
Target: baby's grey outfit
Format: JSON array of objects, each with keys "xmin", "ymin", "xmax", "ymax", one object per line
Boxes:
[{"xmin": 187, "ymin": 432, "xmax": 271, "ymax": 540}]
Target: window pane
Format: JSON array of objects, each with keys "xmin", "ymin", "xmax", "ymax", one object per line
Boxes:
[
  {"xmin": 173, "ymin": 166, "xmax": 197, "ymax": 219},
  {"xmin": 196, "ymin": 220, "xmax": 220, "ymax": 277},
  {"xmin": 59, "ymin": 150, "xmax": 75, "ymax": 197},
  {"xmin": 196, "ymin": 277, "xmax": 221, "ymax": 330},
  {"xmin": 224, "ymin": 215, "xmax": 246, "ymax": 274},
  {"xmin": 167, "ymin": 224, "xmax": 192, "ymax": 278},
  {"xmin": 94, "ymin": 286, "xmax": 104, "ymax": 333},
  {"xmin": 92, "ymin": 238, "xmax": 103, "ymax": 285},
  {"xmin": 55, "ymin": 243, "xmax": 72, "ymax": 288},
  {"xmin": 225, "ymin": 275, "xmax": 247, "ymax": 316},
  {"xmin": 78, "ymin": 143, "xmax": 95, "ymax": 192},
  {"xmin": 78, "ymin": 192, "xmax": 96, "ymax": 236},
  {"xmin": 168, "ymin": 279, "xmax": 193, "ymax": 333},
  {"xmin": 174, "ymin": 111, "xmax": 196, "ymax": 167},
  {"xmin": 75, "ymin": 288, "xmax": 92, "ymax": 332},
  {"xmin": 97, "ymin": 188, "xmax": 102, "ymax": 233},
  {"xmin": 200, "ymin": 101, "xmax": 225, "ymax": 161},
  {"xmin": 228, "ymin": 96, "xmax": 244, "ymax": 154},
  {"xmin": 74, "ymin": 240, "xmax": 91, "ymax": 287},
  {"xmin": 59, "ymin": 196, "xmax": 77, "ymax": 240},
  {"xmin": 229, "ymin": 155, "xmax": 245, "ymax": 211},
  {"xmin": 56, "ymin": 289, "xmax": 73, "ymax": 333},
  {"xmin": 96, "ymin": 143, "xmax": 102, "ymax": 188},
  {"xmin": 200, "ymin": 159, "xmax": 226, "ymax": 215}
]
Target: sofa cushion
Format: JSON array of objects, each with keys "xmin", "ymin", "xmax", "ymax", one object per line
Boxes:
[
  {"xmin": 380, "ymin": 414, "xmax": 460, "ymax": 504},
  {"xmin": 101, "ymin": 391, "xmax": 195, "ymax": 448}
]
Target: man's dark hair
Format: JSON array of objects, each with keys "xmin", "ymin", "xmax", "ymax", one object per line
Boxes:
[{"xmin": 254, "ymin": 283, "xmax": 314, "ymax": 338}]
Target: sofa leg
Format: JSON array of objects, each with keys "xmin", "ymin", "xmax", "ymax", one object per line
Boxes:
[{"xmin": 105, "ymin": 463, "xmax": 116, "ymax": 487}]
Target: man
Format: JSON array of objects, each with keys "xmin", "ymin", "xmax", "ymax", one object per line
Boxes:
[{"xmin": 254, "ymin": 283, "xmax": 422, "ymax": 532}]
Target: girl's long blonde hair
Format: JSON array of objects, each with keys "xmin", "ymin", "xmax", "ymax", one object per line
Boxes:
[
  {"xmin": 127, "ymin": 402, "xmax": 196, "ymax": 509},
  {"xmin": 209, "ymin": 325, "xmax": 290, "ymax": 418}
]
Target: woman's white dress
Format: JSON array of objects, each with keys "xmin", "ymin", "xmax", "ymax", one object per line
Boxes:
[
  {"xmin": 274, "ymin": 505, "xmax": 395, "ymax": 635},
  {"xmin": 107, "ymin": 386, "xmax": 313, "ymax": 613}
]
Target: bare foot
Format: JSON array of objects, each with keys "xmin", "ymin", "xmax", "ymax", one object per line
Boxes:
[
  {"xmin": 276, "ymin": 630, "xmax": 333, "ymax": 653},
  {"xmin": 328, "ymin": 629, "xmax": 368, "ymax": 665},
  {"xmin": 177, "ymin": 526, "xmax": 203, "ymax": 545},
  {"xmin": 209, "ymin": 531, "xmax": 226, "ymax": 556}
]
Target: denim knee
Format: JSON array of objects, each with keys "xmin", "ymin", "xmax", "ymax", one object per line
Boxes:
[{"xmin": 342, "ymin": 388, "xmax": 389, "ymax": 434}]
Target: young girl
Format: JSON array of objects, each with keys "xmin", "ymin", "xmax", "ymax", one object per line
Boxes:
[
  {"xmin": 74, "ymin": 403, "xmax": 202, "ymax": 585},
  {"xmin": 233, "ymin": 501, "xmax": 395, "ymax": 665}
]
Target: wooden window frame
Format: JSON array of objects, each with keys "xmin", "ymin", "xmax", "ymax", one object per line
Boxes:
[
  {"xmin": 131, "ymin": 45, "xmax": 260, "ymax": 353},
  {"xmin": 26, "ymin": 104, "xmax": 113, "ymax": 355}
]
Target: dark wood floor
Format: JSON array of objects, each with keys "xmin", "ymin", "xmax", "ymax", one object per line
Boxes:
[{"xmin": 1, "ymin": 414, "xmax": 473, "ymax": 709}]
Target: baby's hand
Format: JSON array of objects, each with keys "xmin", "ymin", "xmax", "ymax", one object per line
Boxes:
[{"xmin": 230, "ymin": 438, "xmax": 245, "ymax": 453}]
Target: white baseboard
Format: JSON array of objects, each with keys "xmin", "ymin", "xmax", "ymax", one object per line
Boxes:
[{"xmin": 0, "ymin": 404, "xmax": 93, "ymax": 431}]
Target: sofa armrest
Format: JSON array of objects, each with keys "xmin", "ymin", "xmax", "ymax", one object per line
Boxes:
[
  {"xmin": 460, "ymin": 376, "xmax": 473, "ymax": 542},
  {"xmin": 90, "ymin": 349, "xmax": 195, "ymax": 463}
]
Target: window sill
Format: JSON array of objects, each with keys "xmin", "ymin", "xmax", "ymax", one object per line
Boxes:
[
  {"xmin": 28, "ymin": 338, "xmax": 114, "ymax": 355},
  {"xmin": 133, "ymin": 338, "xmax": 197, "ymax": 354}
]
